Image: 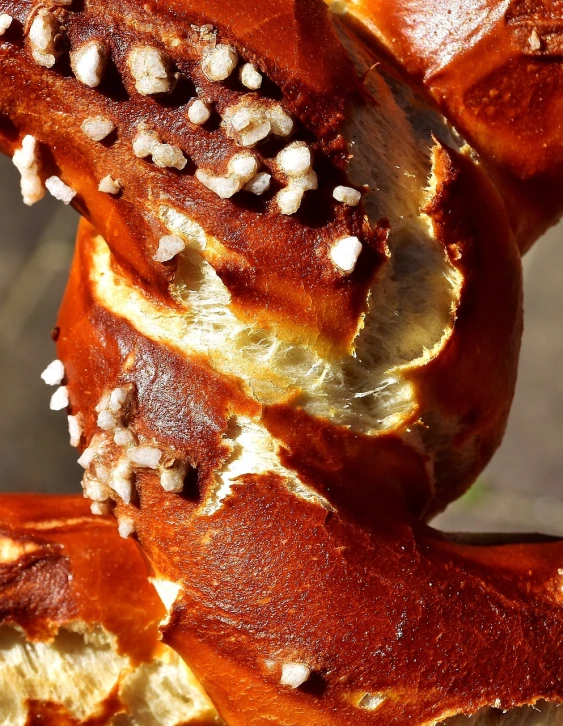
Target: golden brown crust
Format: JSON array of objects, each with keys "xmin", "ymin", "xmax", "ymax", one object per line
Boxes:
[
  {"xmin": 0, "ymin": 494, "xmax": 165, "ymax": 662},
  {"xmin": 342, "ymin": 0, "xmax": 563, "ymax": 251}
]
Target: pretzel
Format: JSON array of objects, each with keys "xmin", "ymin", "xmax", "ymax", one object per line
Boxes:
[
  {"xmin": 0, "ymin": 493, "xmax": 219, "ymax": 724},
  {"xmin": 0, "ymin": 0, "xmax": 563, "ymax": 723}
]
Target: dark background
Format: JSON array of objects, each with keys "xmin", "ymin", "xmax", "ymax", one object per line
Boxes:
[{"xmin": 0, "ymin": 154, "xmax": 562, "ymax": 534}]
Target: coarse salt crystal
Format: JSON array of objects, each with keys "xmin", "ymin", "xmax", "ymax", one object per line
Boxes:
[
  {"xmin": 118, "ymin": 516, "xmax": 135, "ymax": 539},
  {"xmin": 529, "ymin": 29, "xmax": 541, "ymax": 51},
  {"xmin": 12, "ymin": 135, "xmax": 45, "ymax": 206},
  {"xmin": 45, "ymin": 176, "xmax": 76, "ymax": 205},
  {"xmin": 98, "ymin": 175, "xmax": 121, "ymax": 194},
  {"xmin": 41, "ymin": 359, "xmax": 64, "ymax": 386},
  {"xmin": 240, "ymin": 62, "xmax": 262, "ymax": 90},
  {"xmin": 202, "ymin": 44, "xmax": 238, "ymax": 81},
  {"xmin": 114, "ymin": 427, "xmax": 136, "ymax": 446},
  {"xmin": 128, "ymin": 46, "xmax": 172, "ymax": 95},
  {"xmin": 133, "ymin": 129, "xmax": 161, "ymax": 158},
  {"xmin": 109, "ymin": 387, "xmax": 128, "ymax": 413},
  {"xmin": 78, "ymin": 446, "xmax": 96, "ymax": 469},
  {"xmin": 243, "ymin": 172, "xmax": 271, "ymax": 195},
  {"xmin": 195, "ymin": 169, "xmax": 242, "ymax": 199},
  {"xmin": 83, "ymin": 475, "xmax": 108, "ymax": 502},
  {"xmin": 0, "ymin": 14, "xmax": 13, "ymax": 35},
  {"xmin": 151, "ymin": 143, "xmax": 187, "ymax": 170},
  {"xmin": 329, "ymin": 235, "xmax": 363, "ymax": 274},
  {"xmin": 277, "ymin": 142, "xmax": 311, "ymax": 178},
  {"xmin": 228, "ymin": 153, "xmax": 259, "ymax": 183},
  {"xmin": 71, "ymin": 40, "xmax": 106, "ymax": 88},
  {"xmin": 280, "ymin": 663, "xmax": 311, "ymax": 688},
  {"xmin": 277, "ymin": 186, "xmax": 304, "ymax": 215},
  {"xmin": 153, "ymin": 234, "xmax": 186, "ymax": 262},
  {"xmin": 68, "ymin": 414, "xmax": 83, "ymax": 448},
  {"xmin": 127, "ymin": 446, "xmax": 162, "ymax": 469},
  {"xmin": 90, "ymin": 501, "xmax": 110, "ymax": 515},
  {"xmin": 81, "ymin": 116, "xmax": 115, "ymax": 141},
  {"xmin": 29, "ymin": 8, "xmax": 60, "ymax": 68},
  {"xmin": 50, "ymin": 385, "xmax": 69, "ymax": 411},
  {"xmin": 160, "ymin": 463, "xmax": 187, "ymax": 493},
  {"xmin": 97, "ymin": 409, "xmax": 117, "ymax": 431},
  {"xmin": 333, "ymin": 185, "xmax": 361, "ymax": 206},
  {"xmin": 188, "ymin": 99, "xmax": 211, "ymax": 125}
]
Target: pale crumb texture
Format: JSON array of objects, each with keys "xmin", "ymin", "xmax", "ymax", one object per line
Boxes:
[
  {"xmin": 280, "ymin": 663, "xmax": 310, "ymax": 689},
  {"xmin": 117, "ymin": 516, "xmax": 135, "ymax": 539},
  {"xmin": 50, "ymin": 386, "xmax": 69, "ymax": 411},
  {"xmin": 151, "ymin": 143, "xmax": 187, "ymax": 170},
  {"xmin": 188, "ymin": 99, "xmax": 211, "ymax": 125},
  {"xmin": 12, "ymin": 135, "xmax": 45, "ymax": 206},
  {"xmin": 154, "ymin": 235, "xmax": 186, "ymax": 262},
  {"xmin": 240, "ymin": 62, "xmax": 262, "ymax": 90},
  {"xmin": 244, "ymin": 172, "xmax": 271, "ymax": 195},
  {"xmin": 67, "ymin": 414, "xmax": 83, "ymax": 448},
  {"xmin": 529, "ymin": 29, "xmax": 541, "ymax": 51},
  {"xmin": 160, "ymin": 464, "xmax": 187, "ymax": 493},
  {"xmin": 90, "ymin": 501, "xmax": 110, "ymax": 515},
  {"xmin": 128, "ymin": 46, "xmax": 172, "ymax": 95},
  {"xmin": 0, "ymin": 13, "xmax": 12, "ymax": 34},
  {"xmin": 81, "ymin": 116, "xmax": 115, "ymax": 142},
  {"xmin": 202, "ymin": 44, "xmax": 238, "ymax": 81},
  {"xmin": 98, "ymin": 175, "xmax": 121, "ymax": 195},
  {"xmin": 228, "ymin": 153, "xmax": 259, "ymax": 183},
  {"xmin": 277, "ymin": 186, "xmax": 304, "ymax": 215},
  {"xmin": 333, "ymin": 185, "xmax": 361, "ymax": 206},
  {"xmin": 329, "ymin": 236, "xmax": 363, "ymax": 274},
  {"xmin": 41, "ymin": 359, "xmax": 65, "ymax": 386},
  {"xmin": 127, "ymin": 446, "xmax": 162, "ymax": 469},
  {"xmin": 45, "ymin": 176, "xmax": 76, "ymax": 205},
  {"xmin": 195, "ymin": 169, "xmax": 242, "ymax": 199},
  {"xmin": 71, "ymin": 40, "xmax": 106, "ymax": 88},
  {"xmin": 29, "ymin": 8, "xmax": 60, "ymax": 68},
  {"xmin": 277, "ymin": 142, "xmax": 312, "ymax": 178}
]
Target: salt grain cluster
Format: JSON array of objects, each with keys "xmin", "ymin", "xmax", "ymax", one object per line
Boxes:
[
  {"xmin": 45, "ymin": 176, "xmax": 76, "ymax": 205},
  {"xmin": 132, "ymin": 127, "xmax": 187, "ymax": 170},
  {"xmin": 71, "ymin": 40, "xmax": 107, "ymax": 88},
  {"xmin": 276, "ymin": 142, "xmax": 317, "ymax": 215},
  {"xmin": 12, "ymin": 135, "xmax": 45, "ymax": 206},
  {"xmin": 29, "ymin": 8, "xmax": 60, "ymax": 68},
  {"xmin": 81, "ymin": 116, "xmax": 115, "ymax": 142},
  {"xmin": 128, "ymin": 46, "xmax": 173, "ymax": 95},
  {"xmin": 201, "ymin": 44, "xmax": 238, "ymax": 81},
  {"xmin": 196, "ymin": 151, "xmax": 261, "ymax": 200},
  {"xmin": 223, "ymin": 100, "xmax": 293, "ymax": 147}
]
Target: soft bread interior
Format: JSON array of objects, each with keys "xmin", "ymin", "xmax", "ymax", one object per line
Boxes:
[{"xmin": 0, "ymin": 623, "xmax": 219, "ymax": 725}]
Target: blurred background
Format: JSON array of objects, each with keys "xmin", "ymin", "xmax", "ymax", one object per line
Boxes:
[{"xmin": 0, "ymin": 153, "xmax": 561, "ymax": 534}]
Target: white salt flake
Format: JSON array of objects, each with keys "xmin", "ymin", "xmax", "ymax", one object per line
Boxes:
[
  {"xmin": 277, "ymin": 142, "xmax": 311, "ymax": 178},
  {"xmin": 29, "ymin": 8, "xmax": 60, "ymax": 68},
  {"xmin": 45, "ymin": 176, "xmax": 76, "ymax": 204},
  {"xmin": 97, "ymin": 409, "xmax": 117, "ymax": 431},
  {"xmin": 529, "ymin": 29, "xmax": 541, "ymax": 51},
  {"xmin": 41, "ymin": 359, "xmax": 64, "ymax": 386},
  {"xmin": 12, "ymin": 135, "xmax": 45, "ymax": 206},
  {"xmin": 90, "ymin": 501, "xmax": 110, "ymax": 516},
  {"xmin": 153, "ymin": 234, "xmax": 186, "ymax": 262},
  {"xmin": 0, "ymin": 14, "xmax": 13, "ymax": 35},
  {"xmin": 240, "ymin": 62, "xmax": 262, "ymax": 90},
  {"xmin": 280, "ymin": 663, "xmax": 311, "ymax": 688},
  {"xmin": 83, "ymin": 475, "xmax": 108, "ymax": 502},
  {"xmin": 243, "ymin": 172, "xmax": 271, "ymax": 195},
  {"xmin": 228, "ymin": 152, "xmax": 259, "ymax": 183},
  {"xmin": 329, "ymin": 236, "xmax": 363, "ymax": 274},
  {"xmin": 267, "ymin": 105, "xmax": 293, "ymax": 137},
  {"xmin": 277, "ymin": 186, "xmax": 304, "ymax": 215},
  {"xmin": 195, "ymin": 169, "xmax": 242, "ymax": 199},
  {"xmin": 133, "ymin": 129, "xmax": 161, "ymax": 158},
  {"xmin": 151, "ymin": 143, "xmax": 187, "ymax": 170},
  {"xmin": 67, "ymin": 414, "xmax": 83, "ymax": 448},
  {"xmin": 81, "ymin": 116, "xmax": 115, "ymax": 141},
  {"xmin": 78, "ymin": 446, "xmax": 96, "ymax": 469},
  {"xmin": 128, "ymin": 46, "xmax": 172, "ymax": 95},
  {"xmin": 333, "ymin": 185, "xmax": 361, "ymax": 206},
  {"xmin": 127, "ymin": 446, "xmax": 162, "ymax": 469},
  {"xmin": 188, "ymin": 99, "xmax": 211, "ymax": 125},
  {"xmin": 109, "ymin": 387, "xmax": 128, "ymax": 413},
  {"xmin": 50, "ymin": 385, "xmax": 69, "ymax": 411},
  {"xmin": 71, "ymin": 40, "xmax": 106, "ymax": 88},
  {"xmin": 98, "ymin": 175, "xmax": 121, "ymax": 195},
  {"xmin": 117, "ymin": 516, "xmax": 135, "ymax": 539},
  {"xmin": 114, "ymin": 427, "xmax": 136, "ymax": 446},
  {"xmin": 202, "ymin": 44, "xmax": 238, "ymax": 81},
  {"xmin": 160, "ymin": 463, "xmax": 187, "ymax": 493}
]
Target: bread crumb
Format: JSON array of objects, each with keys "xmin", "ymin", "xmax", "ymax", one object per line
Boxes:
[
  {"xmin": 128, "ymin": 46, "xmax": 172, "ymax": 95},
  {"xmin": 45, "ymin": 176, "xmax": 76, "ymax": 204},
  {"xmin": 240, "ymin": 62, "xmax": 262, "ymax": 90},
  {"xmin": 329, "ymin": 236, "xmax": 362, "ymax": 273},
  {"xmin": 202, "ymin": 44, "xmax": 238, "ymax": 81},
  {"xmin": 333, "ymin": 185, "xmax": 361, "ymax": 206},
  {"xmin": 12, "ymin": 135, "xmax": 45, "ymax": 206},
  {"xmin": 71, "ymin": 40, "xmax": 107, "ymax": 88},
  {"xmin": 50, "ymin": 385, "xmax": 69, "ymax": 411},
  {"xmin": 41, "ymin": 359, "xmax": 64, "ymax": 386},
  {"xmin": 81, "ymin": 116, "xmax": 115, "ymax": 141},
  {"xmin": 280, "ymin": 663, "xmax": 310, "ymax": 688},
  {"xmin": 154, "ymin": 234, "xmax": 186, "ymax": 262}
]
